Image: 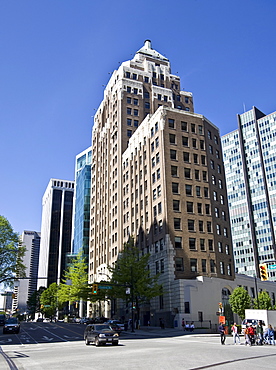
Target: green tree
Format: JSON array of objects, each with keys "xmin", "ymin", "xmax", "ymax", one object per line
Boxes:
[
  {"xmin": 58, "ymin": 251, "xmax": 89, "ymax": 304},
  {"xmin": 229, "ymin": 287, "xmax": 252, "ymax": 320},
  {"xmin": 0, "ymin": 215, "xmax": 26, "ymax": 285},
  {"xmin": 253, "ymin": 290, "xmax": 272, "ymax": 310},
  {"xmin": 40, "ymin": 283, "xmax": 63, "ymax": 319},
  {"xmin": 27, "ymin": 286, "xmax": 46, "ymax": 319},
  {"xmin": 108, "ymin": 237, "xmax": 162, "ymax": 324}
]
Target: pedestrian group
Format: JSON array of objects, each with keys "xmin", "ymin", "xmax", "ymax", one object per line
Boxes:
[{"xmin": 219, "ymin": 321, "xmax": 275, "ymax": 346}]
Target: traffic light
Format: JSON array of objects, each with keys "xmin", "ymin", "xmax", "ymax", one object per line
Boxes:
[
  {"xmin": 259, "ymin": 264, "xmax": 268, "ymax": 281},
  {"xmin": 92, "ymin": 284, "xmax": 98, "ymax": 295}
]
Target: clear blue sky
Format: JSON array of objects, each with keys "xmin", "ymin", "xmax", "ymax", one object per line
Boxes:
[{"xmin": 1, "ymin": 0, "xmax": 276, "ymax": 234}]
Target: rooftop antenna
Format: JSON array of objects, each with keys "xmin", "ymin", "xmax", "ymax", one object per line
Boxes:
[{"xmin": 243, "ymin": 103, "xmax": 246, "ymax": 113}]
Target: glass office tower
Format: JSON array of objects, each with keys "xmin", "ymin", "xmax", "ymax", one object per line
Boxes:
[
  {"xmin": 72, "ymin": 147, "xmax": 92, "ymax": 257},
  {"xmin": 222, "ymin": 107, "xmax": 276, "ymax": 281}
]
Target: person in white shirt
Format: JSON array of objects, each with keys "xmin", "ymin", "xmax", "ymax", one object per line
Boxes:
[{"xmin": 231, "ymin": 322, "xmax": 240, "ymax": 344}]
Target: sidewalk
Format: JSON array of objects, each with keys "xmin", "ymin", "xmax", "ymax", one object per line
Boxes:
[
  {"xmin": 126, "ymin": 326, "xmax": 218, "ymax": 337},
  {"xmin": 0, "ymin": 346, "xmax": 15, "ymax": 370}
]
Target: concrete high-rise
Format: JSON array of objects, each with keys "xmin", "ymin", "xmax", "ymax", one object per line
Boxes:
[
  {"xmin": 222, "ymin": 107, "xmax": 276, "ymax": 281},
  {"xmin": 90, "ymin": 41, "xmax": 234, "ymax": 324},
  {"xmin": 38, "ymin": 179, "xmax": 74, "ymax": 288},
  {"xmin": 16, "ymin": 230, "xmax": 40, "ymax": 314}
]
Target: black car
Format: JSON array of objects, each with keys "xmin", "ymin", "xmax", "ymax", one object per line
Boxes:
[
  {"xmin": 0, "ymin": 314, "xmax": 6, "ymax": 326},
  {"xmin": 3, "ymin": 317, "xmax": 20, "ymax": 334},
  {"xmin": 84, "ymin": 324, "xmax": 119, "ymax": 346}
]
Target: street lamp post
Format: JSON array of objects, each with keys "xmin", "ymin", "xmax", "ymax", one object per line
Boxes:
[{"xmin": 130, "ymin": 266, "xmax": 134, "ymax": 332}]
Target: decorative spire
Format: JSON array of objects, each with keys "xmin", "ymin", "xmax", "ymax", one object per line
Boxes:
[{"xmin": 135, "ymin": 40, "xmax": 168, "ymax": 62}]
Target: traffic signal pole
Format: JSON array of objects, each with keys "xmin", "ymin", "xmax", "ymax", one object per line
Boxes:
[{"xmin": 254, "ymin": 275, "xmax": 259, "ymax": 309}]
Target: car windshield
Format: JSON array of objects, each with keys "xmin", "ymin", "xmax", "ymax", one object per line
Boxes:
[
  {"xmin": 95, "ymin": 324, "xmax": 110, "ymax": 331},
  {"xmin": 6, "ymin": 318, "xmax": 18, "ymax": 324}
]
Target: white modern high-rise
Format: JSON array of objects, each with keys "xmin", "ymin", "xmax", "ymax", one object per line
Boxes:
[
  {"xmin": 38, "ymin": 179, "xmax": 74, "ymax": 288},
  {"xmin": 222, "ymin": 107, "xmax": 276, "ymax": 281}
]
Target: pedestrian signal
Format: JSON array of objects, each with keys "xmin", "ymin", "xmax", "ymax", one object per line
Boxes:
[
  {"xmin": 92, "ymin": 284, "xmax": 98, "ymax": 295},
  {"xmin": 259, "ymin": 264, "xmax": 268, "ymax": 281}
]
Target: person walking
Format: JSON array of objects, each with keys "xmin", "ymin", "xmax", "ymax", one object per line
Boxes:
[
  {"xmin": 218, "ymin": 323, "xmax": 226, "ymax": 345},
  {"xmin": 244, "ymin": 325, "xmax": 251, "ymax": 346},
  {"xmin": 231, "ymin": 323, "xmax": 240, "ymax": 345},
  {"xmin": 267, "ymin": 324, "xmax": 275, "ymax": 345},
  {"xmin": 247, "ymin": 324, "xmax": 255, "ymax": 346},
  {"xmin": 182, "ymin": 318, "xmax": 185, "ymax": 331},
  {"xmin": 190, "ymin": 321, "xmax": 195, "ymax": 332},
  {"xmin": 256, "ymin": 321, "xmax": 264, "ymax": 345}
]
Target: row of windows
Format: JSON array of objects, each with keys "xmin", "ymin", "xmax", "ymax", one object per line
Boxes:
[
  {"xmin": 177, "ymin": 151, "xmax": 206, "ymax": 165},
  {"xmin": 126, "ymin": 86, "xmax": 139, "ymax": 94},
  {"xmin": 168, "ymin": 118, "xmax": 203, "ymax": 134},
  {"xmin": 207, "ymin": 130, "xmax": 219, "ymax": 145},
  {"xmin": 172, "ymin": 182, "xmax": 210, "ymax": 200},
  {"xmin": 171, "ymin": 160, "xmax": 222, "ymax": 176},
  {"xmin": 155, "ymin": 259, "xmax": 165, "ymax": 274},
  {"xmin": 171, "ymin": 165, "xmax": 208, "ymax": 181},
  {"xmin": 127, "ymin": 107, "xmax": 139, "ymax": 116},
  {"xmin": 53, "ymin": 180, "xmax": 74, "ymax": 188},
  {"xmin": 125, "ymin": 71, "xmax": 166, "ymax": 83},
  {"xmin": 152, "ymin": 168, "xmax": 161, "ymax": 183},
  {"xmin": 176, "ymin": 257, "xmax": 232, "ymax": 276},
  {"xmin": 127, "ymin": 118, "xmax": 139, "ymax": 127},
  {"xmin": 169, "ymin": 134, "xmax": 205, "ymax": 149},
  {"xmin": 174, "ymin": 200, "xmax": 210, "ymax": 215},
  {"xmin": 173, "ymin": 218, "xmax": 228, "ymax": 236}
]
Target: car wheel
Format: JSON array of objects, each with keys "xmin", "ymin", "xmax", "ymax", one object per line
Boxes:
[
  {"xmin": 85, "ymin": 337, "xmax": 90, "ymax": 345},
  {"xmin": 16, "ymin": 329, "xmax": 20, "ymax": 334},
  {"xmin": 112, "ymin": 341, "xmax": 119, "ymax": 346},
  {"xmin": 95, "ymin": 337, "xmax": 100, "ymax": 347}
]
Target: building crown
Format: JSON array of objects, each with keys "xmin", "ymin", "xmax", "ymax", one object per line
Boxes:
[{"xmin": 135, "ymin": 39, "xmax": 168, "ymax": 62}]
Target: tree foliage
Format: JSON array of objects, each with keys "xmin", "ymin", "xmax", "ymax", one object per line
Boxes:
[
  {"xmin": 253, "ymin": 290, "xmax": 272, "ymax": 310},
  {"xmin": 40, "ymin": 283, "xmax": 64, "ymax": 318},
  {"xmin": 0, "ymin": 215, "xmax": 26, "ymax": 285},
  {"xmin": 108, "ymin": 237, "xmax": 162, "ymax": 315},
  {"xmin": 229, "ymin": 287, "xmax": 252, "ymax": 320},
  {"xmin": 58, "ymin": 251, "xmax": 89, "ymax": 304},
  {"xmin": 27, "ymin": 286, "xmax": 46, "ymax": 318}
]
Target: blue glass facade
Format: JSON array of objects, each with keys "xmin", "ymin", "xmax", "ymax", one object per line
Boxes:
[{"xmin": 72, "ymin": 148, "xmax": 92, "ymax": 257}]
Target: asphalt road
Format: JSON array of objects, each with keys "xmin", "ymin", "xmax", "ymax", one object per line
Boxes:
[
  {"xmin": 1, "ymin": 323, "xmax": 276, "ymax": 369},
  {"xmin": 0, "ymin": 321, "xmax": 85, "ymax": 345}
]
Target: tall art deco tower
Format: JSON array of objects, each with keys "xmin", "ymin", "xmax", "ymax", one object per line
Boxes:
[{"xmin": 89, "ymin": 41, "xmax": 234, "ymax": 322}]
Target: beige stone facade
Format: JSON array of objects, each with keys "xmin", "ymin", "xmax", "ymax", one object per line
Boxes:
[{"xmin": 89, "ymin": 41, "xmax": 234, "ymax": 322}]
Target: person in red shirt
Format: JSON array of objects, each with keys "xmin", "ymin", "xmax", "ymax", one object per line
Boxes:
[{"xmin": 247, "ymin": 324, "xmax": 255, "ymax": 346}]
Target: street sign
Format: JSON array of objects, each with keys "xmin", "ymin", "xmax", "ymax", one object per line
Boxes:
[
  {"xmin": 98, "ymin": 285, "xmax": 112, "ymax": 289},
  {"xmin": 44, "ymin": 305, "xmax": 51, "ymax": 308},
  {"xmin": 1, "ymin": 293, "xmax": 12, "ymax": 296},
  {"xmin": 268, "ymin": 264, "xmax": 276, "ymax": 270}
]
